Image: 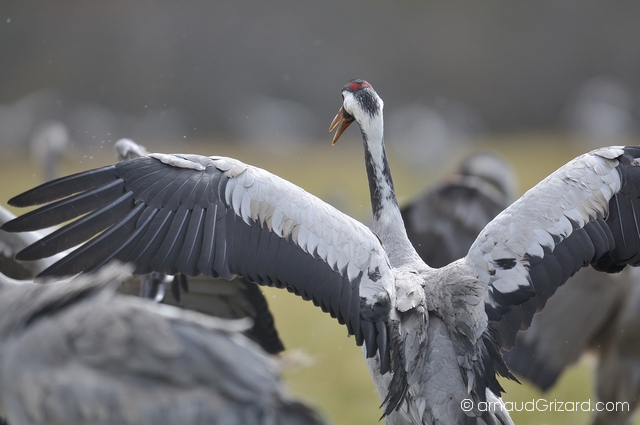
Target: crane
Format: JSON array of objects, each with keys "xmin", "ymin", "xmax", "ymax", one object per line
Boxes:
[
  {"xmin": 4, "ymin": 79, "xmax": 640, "ymax": 424},
  {"xmin": 0, "ymin": 263, "xmax": 325, "ymax": 425}
]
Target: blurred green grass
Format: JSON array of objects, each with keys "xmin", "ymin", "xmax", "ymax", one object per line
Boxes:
[{"xmin": 2, "ymin": 133, "xmax": 639, "ymax": 425}]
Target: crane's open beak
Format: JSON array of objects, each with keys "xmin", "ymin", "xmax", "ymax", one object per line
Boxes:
[{"xmin": 329, "ymin": 107, "xmax": 354, "ymax": 146}]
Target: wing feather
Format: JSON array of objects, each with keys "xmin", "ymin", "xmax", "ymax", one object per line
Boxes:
[
  {"xmin": 16, "ymin": 191, "xmax": 135, "ymax": 261},
  {"xmin": 127, "ymin": 209, "xmax": 174, "ymax": 274},
  {"xmin": 175, "ymin": 204, "xmax": 205, "ymax": 276},
  {"xmin": 150, "ymin": 205, "xmax": 191, "ymax": 274},
  {"xmin": 7, "ymin": 166, "xmax": 117, "ymax": 208},
  {"xmin": 197, "ymin": 203, "xmax": 218, "ymax": 276},
  {"xmin": 0, "ymin": 205, "xmax": 65, "ymax": 277},
  {"xmin": 2, "ymin": 179, "xmax": 125, "ymax": 232},
  {"xmin": 40, "ymin": 201, "xmax": 145, "ymax": 276},
  {"xmin": 86, "ymin": 206, "xmax": 159, "ymax": 272}
]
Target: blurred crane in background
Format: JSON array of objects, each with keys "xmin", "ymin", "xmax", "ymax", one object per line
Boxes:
[
  {"xmin": 29, "ymin": 120, "xmax": 70, "ymax": 182},
  {"xmin": 0, "ymin": 263, "xmax": 326, "ymax": 425},
  {"xmin": 401, "ymin": 152, "xmax": 516, "ymax": 268}
]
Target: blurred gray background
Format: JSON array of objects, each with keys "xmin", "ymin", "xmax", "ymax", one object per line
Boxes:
[{"xmin": 1, "ymin": 0, "xmax": 639, "ymax": 152}]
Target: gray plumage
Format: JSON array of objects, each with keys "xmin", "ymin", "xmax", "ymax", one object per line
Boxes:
[
  {"xmin": 5, "ymin": 79, "xmax": 640, "ymax": 424},
  {"xmin": 0, "ymin": 264, "xmax": 325, "ymax": 425}
]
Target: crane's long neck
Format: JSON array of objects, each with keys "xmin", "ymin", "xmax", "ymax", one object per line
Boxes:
[{"xmin": 360, "ymin": 114, "xmax": 422, "ymax": 267}]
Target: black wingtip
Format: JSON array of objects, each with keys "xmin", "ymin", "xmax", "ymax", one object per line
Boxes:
[
  {"xmin": 7, "ymin": 183, "xmax": 55, "ymax": 209},
  {"xmin": 0, "ymin": 217, "xmax": 21, "ymax": 233},
  {"xmin": 14, "ymin": 244, "xmax": 44, "ymax": 262},
  {"xmin": 6, "ymin": 165, "xmax": 117, "ymax": 209},
  {"xmin": 6, "ymin": 188, "xmax": 43, "ymax": 208}
]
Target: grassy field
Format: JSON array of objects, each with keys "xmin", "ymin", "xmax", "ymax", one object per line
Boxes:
[{"xmin": 1, "ymin": 133, "xmax": 639, "ymax": 425}]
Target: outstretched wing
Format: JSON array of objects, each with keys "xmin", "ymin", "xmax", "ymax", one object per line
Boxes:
[
  {"xmin": 1, "ymin": 153, "xmax": 395, "ymax": 371},
  {"xmin": 465, "ymin": 146, "xmax": 640, "ymax": 350}
]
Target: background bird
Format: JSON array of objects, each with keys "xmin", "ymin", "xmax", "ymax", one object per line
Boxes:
[
  {"xmin": 401, "ymin": 151, "xmax": 516, "ymax": 268},
  {"xmin": 0, "ymin": 263, "xmax": 325, "ymax": 425},
  {"xmin": 4, "ymin": 80, "xmax": 640, "ymax": 424},
  {"xmin": 28, "ymin": 120, "xmax": 71, "ymax": 183}
]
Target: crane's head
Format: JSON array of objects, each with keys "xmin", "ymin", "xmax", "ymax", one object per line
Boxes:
[{"xmin": 329, "ymin": 79, "xmax": 383, "ymax": 145}]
